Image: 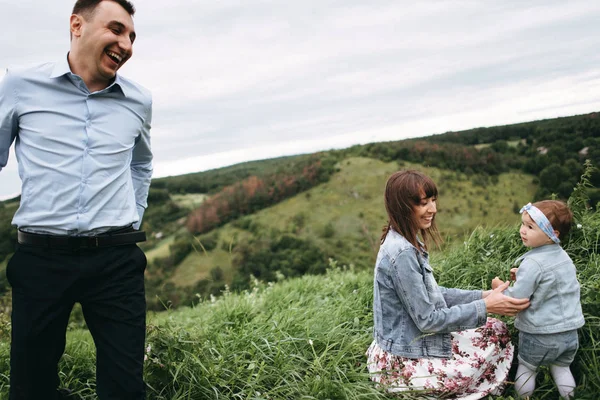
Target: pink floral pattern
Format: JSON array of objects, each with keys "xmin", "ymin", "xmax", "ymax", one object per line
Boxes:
[{"xmin": 366, "ymin": 318, "xmax": 514, "ymax": 399}]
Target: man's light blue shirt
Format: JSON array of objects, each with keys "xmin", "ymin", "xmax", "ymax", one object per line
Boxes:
[{"xmin": 0, "ymin": 55, "xmax": 153, "ymax": 235}]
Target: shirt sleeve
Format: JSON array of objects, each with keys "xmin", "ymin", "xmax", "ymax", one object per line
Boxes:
[
  {"xmin": 504, "ymin": 258, "xmax": 541, "ymax": 299},
  {"xmin": 391, "ymin": 249, "xmax": 487, "ymax": 334},
  {"xmin": 0, "ymin": 69, "xmax": 19, "ymax": 172},
  {"xmin": 130, "ymin": 97, "xmax": 153, "ymax": 229},
  {"xmin": 439, "ymin": 286, "xmax": 483, "ymax": 307}
]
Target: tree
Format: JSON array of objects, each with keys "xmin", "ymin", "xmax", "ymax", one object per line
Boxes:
[{"xmin": 539, "ymin": 164, "xmax": 570, "ymax": 197}]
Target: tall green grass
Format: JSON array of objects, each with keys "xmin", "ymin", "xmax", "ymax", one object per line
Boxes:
[{"xmin": 0, "ymin": 169, "xmax": 597, "ymax": 399}]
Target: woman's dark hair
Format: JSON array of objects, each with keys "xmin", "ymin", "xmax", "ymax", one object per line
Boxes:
[
  {"xmin": 381, "ymin": 170, "xmax": 442, "ymax": 251},
  {"xmin": 72, "ymin": 0, "xmax": 136, "ymax": 17}
]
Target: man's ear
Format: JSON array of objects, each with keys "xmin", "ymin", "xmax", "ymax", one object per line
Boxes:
[
  {"xmin": 554, "ymin": 229, "xmax": 561, "ymax": 239},
  {"xmin": 70, "ymin": 14, "xmax": 83, "ymax": 39}
]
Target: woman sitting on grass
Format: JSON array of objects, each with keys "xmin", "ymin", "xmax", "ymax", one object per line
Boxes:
[{"xmin": 366, "ymin": 170, "xmax": 530, "ymax": 399}]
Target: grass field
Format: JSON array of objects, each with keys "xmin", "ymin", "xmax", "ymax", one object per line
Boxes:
[
  {"xmin": 171, "ymin": 193, "xmax": 208, "ymax": 210},
  {"xmin": 1, "ymin": 205, "xmax": 596, "ymax": 399},
  {"xmin": 144, "ymin": 235, "xmax": 177, "ymax": 261}
]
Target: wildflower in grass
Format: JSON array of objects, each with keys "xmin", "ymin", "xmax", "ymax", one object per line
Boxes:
[{"xmin": 144, "ymin": 344, "xmax": 152, "ymax": 361}]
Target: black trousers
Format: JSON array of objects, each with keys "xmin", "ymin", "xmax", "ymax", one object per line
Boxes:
[{"xmin": 6, "ymin": 243, "xmax": 147, "ymax": 400}]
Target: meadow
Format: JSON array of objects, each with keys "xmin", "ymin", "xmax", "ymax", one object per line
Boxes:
[{"xmin": 0, "ymin": 167, "xmax": 596, "ymax": 399}]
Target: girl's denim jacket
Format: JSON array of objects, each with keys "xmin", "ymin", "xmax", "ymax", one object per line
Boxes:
[
  {"xmin": 505, "ymin": 244, "xmax": 585, "ymax": 334},
  {"xmin": 373, "ymin": 229, "xmax": 487, "ymax": 358}
]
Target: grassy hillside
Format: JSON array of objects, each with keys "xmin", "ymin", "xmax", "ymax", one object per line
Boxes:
[
  {"xmin": 0, "ymin": 184, "xmax": 596, "ymax": 399},
  {"xmin": 160, "ymin": 158, "xmax": 536, "ymax": 293}
]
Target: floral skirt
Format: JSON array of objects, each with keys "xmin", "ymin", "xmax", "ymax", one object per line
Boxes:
[{"xmin": 366, "ymin": 318, "xmax": 514, "ymax": 399}]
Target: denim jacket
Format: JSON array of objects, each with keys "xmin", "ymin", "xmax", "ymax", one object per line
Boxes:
[
  {"xmin": 505, "ymin": 244, "xmax": 585, "ymax": 334},
  {"xmin": 372, "ymin": 229, "xmax": 487, "ymax": 358}
]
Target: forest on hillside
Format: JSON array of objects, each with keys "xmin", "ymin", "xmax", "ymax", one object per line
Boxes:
[{"xmin": 144, "ymin": 112, "xmax": 600, "ymax": 253}]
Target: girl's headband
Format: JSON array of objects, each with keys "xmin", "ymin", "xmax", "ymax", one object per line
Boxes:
[{"xmin": 520, "ymin": 203, "xmax": 560, "ymax": 244}]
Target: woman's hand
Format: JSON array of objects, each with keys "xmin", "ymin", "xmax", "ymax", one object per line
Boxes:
[
  {"xmin": 483, "ymin": 280, "xmax": 529, "ymax": 316},
  {"xmin": 510, "ymin": 268, "xmax": 518, "ymax": 281}
]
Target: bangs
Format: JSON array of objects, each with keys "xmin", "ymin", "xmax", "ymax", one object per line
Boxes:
[
  {"xmin": 421, "ymin": 177, "xmax": 438, "ymax": 199},
  {"xmin": 409, "ymin": 175, "xmax": 438, "ymax": 204}
]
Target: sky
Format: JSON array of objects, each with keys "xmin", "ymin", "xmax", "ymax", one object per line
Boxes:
[{"xmin": 2, "ymin": 0, "xmax": 600, "ymax": 199}]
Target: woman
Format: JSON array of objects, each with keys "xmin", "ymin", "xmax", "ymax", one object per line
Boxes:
[{"xmin": 367, "ymin": 170, "xmax": 530, "ymax": 399}]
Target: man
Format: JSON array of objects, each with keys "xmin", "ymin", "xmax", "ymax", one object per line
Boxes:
[{"xmin": 0, "ymin": 0, "xmax": 152, "ymax": 398}]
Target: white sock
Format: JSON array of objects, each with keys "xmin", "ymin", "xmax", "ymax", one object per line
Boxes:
[
  {"xmin": 515, "ymin": 363, "xmax": 536, "ymax": 398},
  {"xmin": 550, "ymin": 365, "xmax": 576, "ymax": 399}
]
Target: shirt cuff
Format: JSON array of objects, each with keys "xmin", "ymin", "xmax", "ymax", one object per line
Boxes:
[
  {"xmin": 134, "ymin": 204, "xmax": 145, "ymax": 230},
  {"xmin": 475, "ymin": 299, "xmax": 487, "ymax": 326}
]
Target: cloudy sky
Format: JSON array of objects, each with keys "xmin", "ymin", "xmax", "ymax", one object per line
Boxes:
[{"xmin": 2, "ymin": 0, "xmax": 600, "ymax": 199}]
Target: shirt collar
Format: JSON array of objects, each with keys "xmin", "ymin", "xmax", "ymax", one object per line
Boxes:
[
  {"xmin": 49, "ymin": 54, "xmax": 72, "ymax": 79},
  {"xmin": 515, "ymin": 243, "xmax": 561, "ymax": 265},
  {"xmin": 50, "ymin": 53, "xmax": 128, "ymax": 97},
  {"xmin": 527, "ymin": 243, "xmax": 561, "ymax": 254}
]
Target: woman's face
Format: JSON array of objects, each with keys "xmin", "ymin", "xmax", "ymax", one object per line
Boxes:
[{"xmin": 413, "ymin": 193, "xmax": 437, "ymax": 230}]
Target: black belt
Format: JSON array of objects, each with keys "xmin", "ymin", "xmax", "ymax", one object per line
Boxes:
[{"xmin": 17, "ymin": 229, "xmax": 147, "ymax": 249}]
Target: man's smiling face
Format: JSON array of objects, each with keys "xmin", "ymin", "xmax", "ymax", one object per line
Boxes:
[{"xmin": 70, "ymin": 0, "xmax": 136, "ymax": 90}]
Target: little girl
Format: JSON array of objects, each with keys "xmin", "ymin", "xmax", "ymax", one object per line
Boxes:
[{"xmin": 492, "ymin": 200, "xmax": 585, "ymax": 399}]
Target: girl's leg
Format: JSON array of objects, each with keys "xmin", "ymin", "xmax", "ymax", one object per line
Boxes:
[
  {"xmin": 515, "ymin": 363, "xmax": 537, "ymax": 398},
  {"xmin": 550, "ymin": 365, "xmax": 576, "ymax": 399}
]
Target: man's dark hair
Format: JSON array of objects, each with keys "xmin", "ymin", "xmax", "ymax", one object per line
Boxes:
[{"xmin": 72, "ymin": 0, "xmax": 136, "ymax": 18}]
